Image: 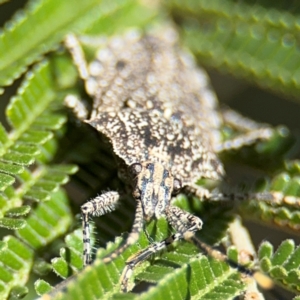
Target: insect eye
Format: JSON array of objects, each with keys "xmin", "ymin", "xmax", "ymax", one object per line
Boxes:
[
  {"xmin": 173, "ymin": 178, "xmax": 182, "ymax": 194},
  {"xmin": 130, "ymin": 163, "xmax": 143, "ymax": 175}
]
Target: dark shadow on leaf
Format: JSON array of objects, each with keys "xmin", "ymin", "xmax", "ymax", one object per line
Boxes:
[
  {"xmin": 131, "ymin": 281, "xmax": 155, "ymax": 294},
  {"xmin": 185, "ymin": 264, "xmax": 191, "ymax": 300},
  {"xmin": 64, "ymin": 247, "xmax": 75, "ymax": 277},
  {"xmin": 154, "ymin": 258, "xmax": 181, "ymax": 269}
]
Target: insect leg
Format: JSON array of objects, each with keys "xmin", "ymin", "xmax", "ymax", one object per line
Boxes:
[
  {"xmin": 120, "ymin": 206, "xmax": 202, "ymax": 292},
  {"xmin": 74, "ymin": 34, "xmax": 107, "ymax": 47},
  {"xmin": 214, "ymin": 129, "xmax": 274, "ymax": 152},
  {"xmin": 64, "ymin": 94, "xmax": 89, "ymax": 121},
  {"xmin": 81, "ymin": 191, "xmax": 120, "ymax": 266},
  {"xmin": 64, "ymin": 34, "xmax": 89, "ymax": 81},
  {"xmin": 189, "ymin": 184, "xmax": 261, "ymax": 202},
  {"xmin": 189, "ymin": 237, "xmax": 254, "ymax": 275},
  {"xmin": 221, "ymin": 107, "xmax": 270, "ymax": 132},
  {"xmin": 190, "ymin": 184, "xmax": 300, "ymax": 209},
  {"xmin": 102, "ymin": 200, "xmax": 144, "ymax": 263},
  {"xmin": 215, "ymin": 108, "xmax": 274, "ymax": 152}
]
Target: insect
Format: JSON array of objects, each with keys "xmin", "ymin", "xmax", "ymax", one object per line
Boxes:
[{"xmin": 64, "ymin": 28, "xmax": 276, "ymax": 292}]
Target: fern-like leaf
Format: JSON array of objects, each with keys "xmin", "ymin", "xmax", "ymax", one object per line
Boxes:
[
  {"xmin": 0, "ymin": 0, "xmax": 157, "ymax": 86},
  {"xmin": 43, "ymin": 218, "xmax": 246, "ymax": 300},
  {"xmin": 0, "ymin": 59, "xmax": 77, "ymax": 231},
  {"xmin": 35, "ymin": 279, "xmax": 52, "ymax": 296},
  {"xmin": 239, "ymin": 164, "xmax": 300, "ymax": 231},
  {"xmin": 1, "ymin": 61, "xmax": 62, "ymax": 176},
  {"xmin": 135, "ymin": 246, "xmax": 245, "ymax": 300},
  {"xmin": 0, "ymin": 189, "xmax": 73, "ymax": 299},
  {"xmin": 51, "ymin": 229, "xmax": 83, "ymax": 279},
  {"xmin": 0, "ymin": 40, "xmax": 77, "ymax": 297},
  {"xmin": 16, "ymin": 189, "xmax": 73, "ymax": 249},
  {"xmin": 0, "ymin": 236, "xmax": 33, "ymax": 299},
  {"xmin": 166, "ymin": 0, "xmax": 300, "ymax": 99},
  {"xmin": 1, "ymin": 1, "xmax": 299, "ymax": 299},
  {"xmin": 259, "ymin": 240, "xmax": 300, "ymax": 293}
]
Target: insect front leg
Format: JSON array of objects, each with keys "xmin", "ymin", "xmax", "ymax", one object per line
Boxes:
[
  {"xmin": 81, "ymin": 191, "xmax": 121, "ymax": 265},
  {"xmin": 120, "ymin": 206, "xmax": 203, "ymax": 292}
]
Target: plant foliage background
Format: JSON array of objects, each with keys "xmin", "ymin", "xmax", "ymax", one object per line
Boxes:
[{"xmin": 0, "ymin": 0, "xmax": 299, "ymax": 299}]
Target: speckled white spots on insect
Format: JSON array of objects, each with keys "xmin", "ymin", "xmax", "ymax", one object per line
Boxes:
[
  {"xmin": 147, "ymin": 73, "xmax": 156, "ymax": 85},
  {"xmin": 86, "ymin": 77, "xmax": 98, "ymax": 95},
  {"xmin": 115, "ymin": 77, "xmax": 123, "ymax": 86},
  {"xmin": 88, "ymin": 61, "xmax": 103, "ymax": 76},
  {"xmin": 166, "ymin": 133, "xmax": 175, "ymax": 141},
  {"xmin": 164, "ymin": 108, "xmax": 173, "ymax": 119},
  {"xmin": 182, "ymin": 137, "xmax": 191, "ymax": 149},
  {"xmin": 146, "ymin": 100, "xmax": 154, "ymax": 109},
  {"xmin": 75, "ymin": 29, "xmax": 225, "ymax": 186},
  {"xmin": 126, "ymin": 99, "xmax": 136, "ymax": 109},
  {"xmin": 99, "ymin": 79, "xmax": 108, "ymax": 87},
  {"xmin": 124, "ymin": 29, "xmax": 141, "ymax": 42},
  {"xmin": 201, "ymin": 89, "xmax": 218, "ymax": 109},
  {"xmin": 96, "ymin": 48, "xmax": 113, "ymax": 61},
  {"xmin": 110, "ymin": 37, "xmax": 125, "ymax": 49}
]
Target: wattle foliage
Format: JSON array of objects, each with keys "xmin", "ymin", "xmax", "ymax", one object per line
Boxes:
[{"xmin": 0, "ymin": 0, "xmax": 299, "ymax": 299}]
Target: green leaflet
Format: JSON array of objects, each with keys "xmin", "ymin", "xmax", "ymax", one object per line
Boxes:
[
  {"xmin": 0, "ymin": 189, "xmax": 73, "ymax": 299},
  {"xmin": 0, "ymin": 0, "xmax": 157, "ymax": 86},
  {"xmin": 49, "ymin": 229, "xmax": 84, "ymax": 281},
  {"xmin": 0, "ymin": 218, "xmax": 26, "ymax": 230},
  {"xmin": 9, "ymin": 285, "xmax": 29, "ymax": 299},
  {"xmin": 0, "ymin": 59, "xmax": 78, "ymax": 231},
  {"xmin": 4, "ymin": 205, "xmax": 31, "ymax": 217},
  {"xmin": 0, "ymin": 173, "xmax": 15, "ymax": 191},
  {"xmin": 259, "ymin": 240, "xmax": 300, "ymax": 293},
  {"xmin": 0, "ymin": 236, "xmax": 33, "ymax": 299},
  {"xmin": 0, "ymin": 60, "xmax": 66, "ymax": 191},
  {"xmin": 35, "ymin": 279, "xmax": 52, "ymax": 296},
  {"xmin": 136, "ymin": 248, "xmax": 245, "ymax": 300},
  {"xmin": 0, "ymin": 1, "xmax": 160, "ymax": 297},
  {"xmin": 6, "ymin": 60, "xmax": 64, "ymax": 132},
  {"xmin": 40, "ymin": 90, "xmax": 299, "ymax": 299},
  {"xmin": 16, "ymin": 189, "xmax": 73, "ymax": 250},
  {"xmin": 43, "ymin": 218, "xmax": 245, "ymax": 300},
  {"xmin": 0, "ymin": 0, "xmax": 127, "ymax": 86},
  {"xmin": 0, "ymin": 29, "xmax": 77, "ymax": 297},
  {"xmin": 42, "ymin": 219, "xmax": 169, "ymax": 299},
  {"xmin": 165, "ymin": 0, "xmax": 300, "ymax": 99},
  {"xmin": 239, "ymin": 164, "xmax": 300, "ymax": 230},
  {"xmin": 0, "ymin": 0, "xmax": 299, "ymax": 299}
]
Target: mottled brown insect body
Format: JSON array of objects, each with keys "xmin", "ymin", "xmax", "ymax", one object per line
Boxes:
[{"xmin": 64, "ymin": 28, "xmax": 274, "ymax": 292}]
